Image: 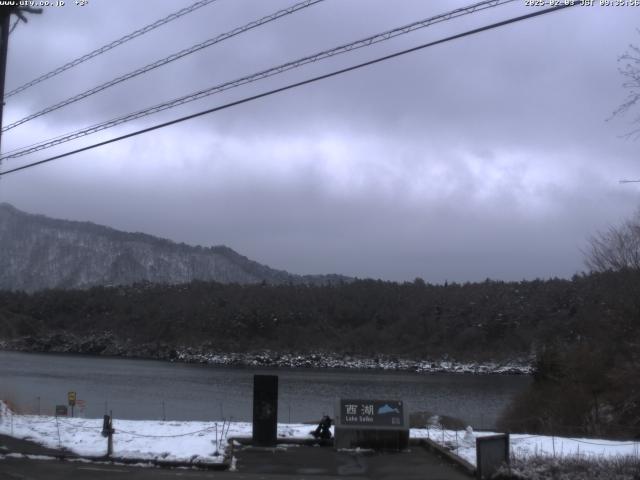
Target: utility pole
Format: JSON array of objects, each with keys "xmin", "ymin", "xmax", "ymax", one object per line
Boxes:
[{"xmin": 0, "ymin": 7, "xmax": 11, "ymax": 155}]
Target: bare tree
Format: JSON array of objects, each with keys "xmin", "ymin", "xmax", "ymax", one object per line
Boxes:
[
  {"xmin": 611, "ymin": 32, "xmax": 640, "ymax": 138},
  {"xmin": 584, "ymin": 210, "xmax": 640, "ymax": 272}
]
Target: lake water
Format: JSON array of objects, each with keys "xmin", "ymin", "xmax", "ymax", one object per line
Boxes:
[{"xmin": 0, "ymin": 350, "xmax": 530, "ymax": 428}]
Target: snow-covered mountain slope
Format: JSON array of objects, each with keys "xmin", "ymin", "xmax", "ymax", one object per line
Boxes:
[{"xmin": 0, "ymin": 203, "xmax": 349, "ymax": 292}]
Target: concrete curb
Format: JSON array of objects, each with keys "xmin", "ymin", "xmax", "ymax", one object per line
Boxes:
[{"xmin": 228, "ymin": 435, "xmax": 333, "ymax": 447}]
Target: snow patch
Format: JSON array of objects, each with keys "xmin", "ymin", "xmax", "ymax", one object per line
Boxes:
[
  {"xmin": 412, "ymin": 425, "xmax": 640, "ymax": 467},
  {"xmin": 5, "ymin": 400, "xmax": 637, "ymax": 470},
  {"xmin": 0, "ymin": 400, "xmax": 315, "ymax": 464}
]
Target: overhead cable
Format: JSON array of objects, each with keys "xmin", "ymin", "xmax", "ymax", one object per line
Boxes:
[
  {"xmin": 2, "ymin": 0, "xmax": 324, "ymax": 132},
  {"xmin": 4, "ymin": 0, "xmax": 219, "ymax": 99},
  {"xmin": 0, "ymin": 3, "xmax": 578, "ymax": 178},
  {"xmin": 1, "ymin": 0, "xmax": 516, "ymax": 158}
]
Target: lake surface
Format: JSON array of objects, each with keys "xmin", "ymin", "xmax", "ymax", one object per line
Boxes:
[{"xmin": 0, "ymin": 350, "xmax": 530, "ymax": 428}]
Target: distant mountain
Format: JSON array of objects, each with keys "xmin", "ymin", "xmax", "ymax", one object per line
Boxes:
[{"xmin": 0, "ymin": 203, "xmax": 350, "ymax": 292}]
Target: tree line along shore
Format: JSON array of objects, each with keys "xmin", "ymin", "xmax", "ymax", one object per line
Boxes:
[{"xmin": 0, "ymin": 270, "xmax": 639, "ymax": 438}]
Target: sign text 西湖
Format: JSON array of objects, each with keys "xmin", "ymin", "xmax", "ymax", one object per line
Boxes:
[{"xmin": 340, "ymin": 399, "xmax": 404, "ymax": 427}]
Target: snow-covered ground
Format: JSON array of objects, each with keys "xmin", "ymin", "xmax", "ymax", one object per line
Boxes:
[
  {"xmin": 2, "ymin": 401, "xmax": 639, "ymax": 467},
  {"xmin": 413, "ymin": 425, "xmax": 640, "ymax": 466},
  {"xmin": 0, "ymin": 401, "xmax": 313, "ymax": 464}
]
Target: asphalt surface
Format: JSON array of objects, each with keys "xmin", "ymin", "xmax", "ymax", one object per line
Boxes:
[
  {"xmin": 1, "ymin": 434, "xmax": 473, "ymax": 479},
  {"xmin": 233, "ymin": 444, "xmax": 472, "ymax": 479},
  {"xmin": 1, "ymin": 457, "xmax": 346, "ymax": 480},
  {"xmin": 0, "ymin": 434, "xmax": 70, "ymax": 456}
]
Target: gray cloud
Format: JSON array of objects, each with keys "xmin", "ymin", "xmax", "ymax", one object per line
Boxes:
[{"xmin": 1, "ymin": 0, "xmax": 638, "ymax": 282}]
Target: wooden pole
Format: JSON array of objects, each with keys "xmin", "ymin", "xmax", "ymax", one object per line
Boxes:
[{"xmin": 0, "ymin": 9, "xmax": 11, "ymax": 155}]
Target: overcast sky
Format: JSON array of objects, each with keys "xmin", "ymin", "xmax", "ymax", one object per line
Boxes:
[{"xmin": 0, "ymin": 0, "xmax": 638, "ymax": 282}]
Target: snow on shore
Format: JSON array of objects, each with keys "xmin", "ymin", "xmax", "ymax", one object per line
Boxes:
[
  {"xmin": 3, "ymin": 402, "xmax": 637, "ymax": 467},
  {"xmin": 175, "ymin": 350, "xmax": 533, "ymax": 374},
  {"xmin": 0, "ymin": 337, "xmax": 533, "ymax": 374},
  {"xmin": 412, "ymin": 426, "xmax": 640, "ymax": 466},
  {"xmin": 0, "ymin": 401, "xmax": 312, "ymax": 464}
]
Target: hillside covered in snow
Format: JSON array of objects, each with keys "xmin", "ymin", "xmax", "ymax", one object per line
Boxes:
[{"xmin": 0, "ymin": 203, "xmax": 349, "ymax": 292}]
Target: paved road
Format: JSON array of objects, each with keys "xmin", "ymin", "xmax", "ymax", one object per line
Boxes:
[
  {"xmin": 233, "ymin": 444, "xmax": 472, "ymax": 479},
  {"xmin": 0, "ymin": 434, "xmax": 69, "ymax": 457},
  {"xmin": 1, "ymin": 434, "xmax": 472, "ymax": 479},
  {"xmin": 1, "ymin": 449, "xmax": 472, "ymax": 479},
  {"xmin": 1, "ymin": 456, "xmax": 354, "ymax": 480}
]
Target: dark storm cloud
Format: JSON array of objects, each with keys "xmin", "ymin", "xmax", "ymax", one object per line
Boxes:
[{"xmin": 1, "ymin": 0, "xmax": 638, "ymax": 282}]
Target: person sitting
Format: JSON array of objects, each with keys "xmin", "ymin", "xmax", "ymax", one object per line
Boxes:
[{"xmin": 311, "ymin": 415, "xmax": 332, "ymax": 439}]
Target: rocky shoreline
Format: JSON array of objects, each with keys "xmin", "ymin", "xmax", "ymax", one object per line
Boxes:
[{"xmin": 0, "ymin": 332, "xmax": 533, "ymax": 375}]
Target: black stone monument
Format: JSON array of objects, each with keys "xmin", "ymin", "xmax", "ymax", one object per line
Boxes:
[{"xmin": 252, "ymin": 374, "xmax": 278, "ymax": 446}]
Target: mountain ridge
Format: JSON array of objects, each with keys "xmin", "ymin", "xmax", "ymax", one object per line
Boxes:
[{"xmin": 0, "ymin": 203, "xmax": 350, "ymax": 291}]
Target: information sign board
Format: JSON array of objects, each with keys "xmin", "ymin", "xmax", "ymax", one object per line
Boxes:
[
  {"xmin": 339, "ymin": 399, "xmax": 404, "ymax": 427},
  {"xmin": 334, "ymin": 398, "xmax": 409, "ymax": 450},
  {"xmin": 55, "ymin": 405, "xmax": 68, "ymax": 417}
]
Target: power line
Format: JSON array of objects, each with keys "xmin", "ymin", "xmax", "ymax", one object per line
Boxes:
[
  {"xmin": 0, "ymin": 6, "xmax": 42, "ymax": 158},
  {"xmin": 0, "ymin": 3, "xmax": 577, "ymax": 178},
  {"xmin": 4, "ymin": 0, "xmax": 219, "ymax": 99},
  {"xmin": 2, "ymin": 0, "xmax": 507, "ymax": 136},
  {"xmin": 0, "ymin": 0, "xmax": 517, "ymax": 160},
  {"xmin": 2, "ymin": 0, "xmax": 324, "ymax": 132}
]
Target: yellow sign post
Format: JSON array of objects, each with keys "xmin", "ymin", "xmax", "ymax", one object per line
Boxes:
[{"xmin": 68, "ymin": 391, "xmax": 76, "ymax": 417}]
